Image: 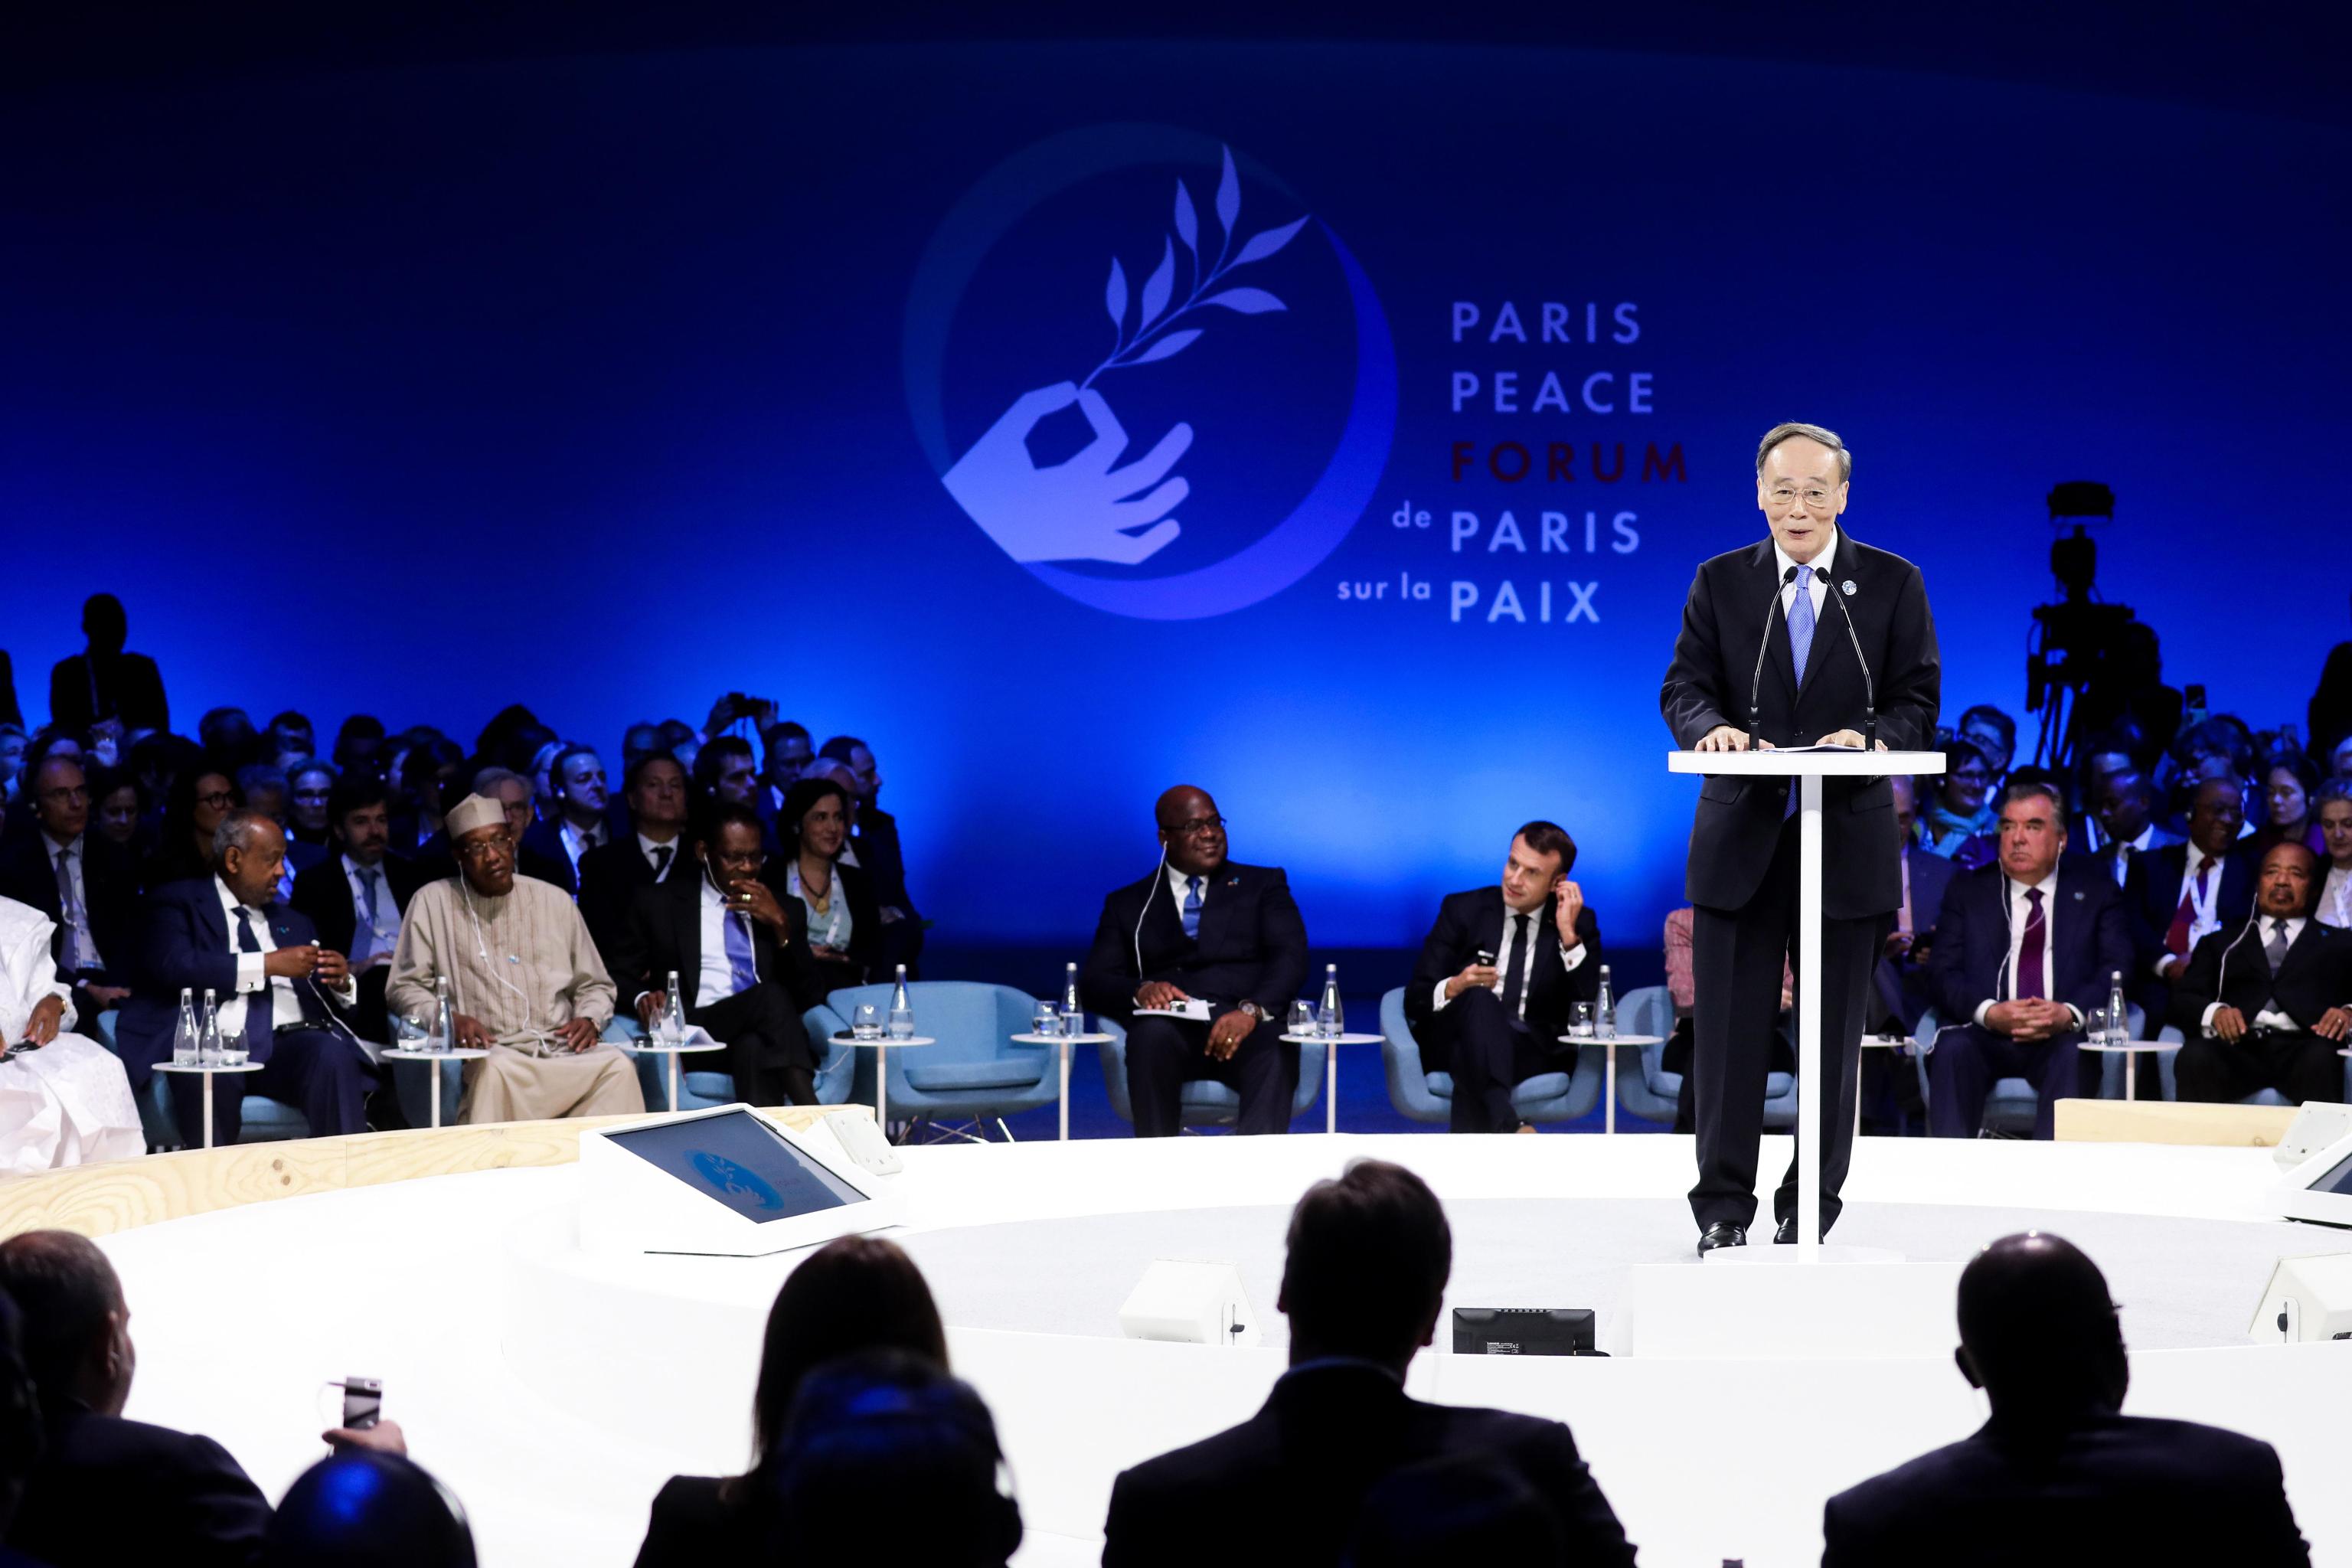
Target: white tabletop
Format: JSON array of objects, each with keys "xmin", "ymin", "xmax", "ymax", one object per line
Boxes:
[
  {"xmin": 1011, "ymin": 1033, "xmax": 1114, "ymax": 1045},
  {"xmin": 1668, "ymin": 749, "xmax": 1945, "ymax": 778},
  {"xmin": 383, "ymin": 1047, "xmax": 491, "ymax": 1062},
  {"xmin": 630, "ymin": 1040, "xmax": 727, "ymax": 1054},
  {"xmin": 833, "ymin": 1034, "xmax": 936, "ymax": 1047},
  {"xmin": 1561, "ymin": 1034, "xmax": 1665, "ymax": 1047},
  {"xmin": 2077, "ymin": 1041, "xmax": 2174, "ymax": 1053},
  {"xmin": 154, "ymin": 1060, "xmax": 264, "ymax": 1074},
  {"xmin": 1279, "ymin": 1033, "xmax": 1383, "ymax": 1045}
]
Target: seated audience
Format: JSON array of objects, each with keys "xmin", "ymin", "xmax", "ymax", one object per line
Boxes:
[
  {"xmin": 2170, "ymin": 841, "xmax": 2352, "ymax": 1105},
  {"xmin": 0, "ymin": 893, "xmax": 142, "ymax": 1171},
  {"xmin": 2082, "ymin": 770, "xmax": 2179, "ymax": 886},
  {"xmin": 2122, "ymin": 777, "xmax": 2254, "ymax": 1025},
  {"xmin": 2257, "ymin": 752, "xmax": 2325, "ymax": 857},
  {"xmin": 388, "ymin": 738, "xmax": 462, "ymax": 854},
  {"xmin": 264, "ymin": 1449, "xmax": 472, "ymax": 1568},
  {"xmin": 520, "ymin": 744, "xmax": 611, "ymax": 895},
  {"xmin": 1102, "ymin": 1159, "xmax": 1633, "ymax": 1566},
  {"xmin": 1917, "ymin": 738, "xmax": 1998, "ymax": 861},
  {"xmin": 119, "ymin": 812, "xmax": 377, "ymax": 1146},
  {"xmin": 0, "ymin": 757, "xmax": 138, "ymax": 1023},
  {"xmin": 1955, "ymin": 702, "xmax": 2017, "ymax": 781},
  {"xmin": 140, "ymin": 766, "xmax": 240, "ymax": 892},
  {"xmin": 621, "ymin": 721, "xmax": 664, "ymax": 769},
  {"xmin": 2331, "ymin": 733, "xmax": 2352, "ymax": 781},
  {"xmin": 289, "ymin": 778, "xmax": 426, "ymax": 1044},
  {"xmin": 528, "ymin": 739, "xmax": 565, "ymax": 822},
  {"xmin": 773, "ymin": 1353, "xmax": 1021, "ymax": 1568},
  {"xmin": 1403, "ymin": 821, "xmax": 1602, "ymax": 1134},
  {"xmin": 47, "ymin": 593, "xmax": 168, "ymax": 740},
  {"xmin": 416, "ymin": 767, "xmax": 571, "ymax": 890},
  {"xmin": 761, "ymin": 720, "xmax": 814, "ymax": 804},
  {"xmin": 821, "ymin": 736, "xmax": 924, "ymax": 975},
  {"xmin": 330, "ymin": 714, "xmax": 384, "ymax": 778},
  {"xmin": 1927, "ymin": 781, "xmax": 2132, "ymax": 1138},
  {"xmin": 1080, "ymin": 787, "xmax": 1307, "ymax": 1138},
  {"xmin": 691, "ymin": 736, "xmax": 760, "ymax": 809},
  {"xmin": 88, "ymin": 764, "xmax": 145, "ymax": 854},
  {"xmin": 0, "ymin": 726, "xmax": 24, "ymax": 806},
  {"xmin": 769, "ymin": 776, "xmax": 878, "ymax": 994},
  {"xmin": 609, "ymin": 803, "xmax": 822, "ymax": 1106},
  {"xmin": 198, "ymin": 706, "xmax": 259, "ymax": 771},
  {"xmin": 633, "ymin": 1233, "xmax": 949, "ymax": 1568},
  {"xmin": 577, "ymin": 752, "xmax": 691, "ymax": 965},
  {"xmin": 237, "ymin": 763, "xmax": 316, "ymax": 897},
  {"xmin": 1661, "ymin": 905, "xmax": 1792, "ymax": 1133},
  {"xmin": 386, "ymin": 794, "xmax": 641, "ymax": 1123},
  {"xmin": 1822, "ymin": 1231, "xmax": 2308, "ymax": 1565},
  {"xmin": 262, "ymin": 712, "xmax": 315, "ymax": 773},
  {"xmin": 285, "ymin": 761, "xmax": 335, "ymax": 850},
  {"xmin": 2318, "ymin": 780, "xmax": 2352, "ymax": 929}
]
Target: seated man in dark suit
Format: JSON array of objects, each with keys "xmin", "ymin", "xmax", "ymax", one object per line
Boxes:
[
  {"xmin": 519, "ymin": 746, "xmax": 612, "ymax": 896},
  {"xmin": 607, "ymin": 803, "xmax": 825, "ymax": 1106},
  {"xmin": 2084, "ymin": 770, "xmax": 2180, "ymax": 887},
  {"xmin": 819, "ymin": 736, "xmax": 925, "ymax": 976},
  {"xmin": 0, "ymin": 1229, "xmax": 410, "ymax": 1568},
  {"xmin": 2170, "ymin": 841, "xmax": 2352, "ymax": 1104},
  {"xmin": 116, "ymin": 812, "xmax": 378, "ymax": 1146},
  {"xmin": 1403, "ymin": 820, "xmax": 1601, "ymax": 1134},
  {"xmin": 1823, "ymin": 1231, "xmax": 2308, "ymax": 1566},
  {"xmin": 1927, "ymin": 780, "xmax": 2132, "ymax": 1139},
  {"xmin": 577, "ymin": 751, "xmax": 691, "ymax": 969},
  {"xmin": 289, "ymin": 776, "xmax": 426, "ymax": 1044},
  {"xmin": 1080, "ymin": 787, "xmax": 1307, "ymax": 1137},
  {"xmin": 0, "ymin": 756, "xmax": 139, "ymax": 1024},
  {"xmin": 1102, "ymin": 1159, "xmax": 1634, "ymax": 1567},
  {"xmin": 2122, "ymin": 777, "xmax": 2255, "ymax": 1027}
]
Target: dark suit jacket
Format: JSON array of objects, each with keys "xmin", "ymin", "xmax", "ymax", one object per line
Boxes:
[
  {"xmin": 1080, "ymin": 860, "xmax": 1308, "ymax": 1024},
  {"xmin": 757, "ymin": 857, "xmax": 880, "ymax": 985},
  {"xmin": 606, "ymin": 868, "xmax": 825, "ymax": 1016},
  {"xmin": 1873, "ymin": 844, "xmax": 1959, "ymax": 1031},
  {"xmin": 47, "ymin": 650, "xmax": 169, "ymax": 736},
  {"xmin": 2168, "ymin": 918, "xmax": 2352, "ymax": 1036},
  {"xmin": 632, "ymin": 1475, "xmax": 773, "ymax": 1568},
  {"xmin": 1822, "ymin": 1410, "xmax": 2307, "ymax": 1566},
  {"xmin": 1927, "ymin": 858, "xmax": 2133, "ymax": 1029},
  {"xmin": 1403, "ymin": 887, "xmax": 1603, "ymax": 1044},
  {"xmin": 517, "ymin": 816, "xmax": 585, "ymax": 896},
  {"xmin": 0, "ymin": 831, "xmax": 139, "ymax": 981},
  {"xmin": 1102, "ymin": 1364, "xmax": 1633, "ymax": 1568},
  {"xmin": 8, "ymin": 1406, "xmax": 271, "ymax": 1568},
  {"xmin": 288, "ymin": 851, "xmax": 426, "ymax": 959},
  {"xmin": 1659, "ymin": 531, "xmax": 1941, "ymax": 920},
  {"xmin": 2122, "ymin": 841, "xmax": 2258, "ymax": 1017},
  {"xmin": 115, "ymin": 879, "xmax": 347, "ymax": 1083},
  {"xmin": 577, "ymin": 832, "xmax": 691, "ymax": 969},
  {"xmin": 850, "ymin": 805, "xmax": 918, "ymax": 916}
]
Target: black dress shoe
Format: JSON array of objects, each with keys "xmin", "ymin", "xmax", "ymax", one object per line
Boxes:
[
  {"xmin": 1774, "ymin": 1216, "xmax": 1837, "ymax": 1244},
  {"xmin": 1697, "ymin": 1223, "xmax": 1747, "ymax": 1255}
]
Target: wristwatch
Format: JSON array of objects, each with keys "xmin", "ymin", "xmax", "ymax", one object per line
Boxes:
[{"xmin": 1238, "ymin": 1001, "xmax": 1264, "ymax": 1021}]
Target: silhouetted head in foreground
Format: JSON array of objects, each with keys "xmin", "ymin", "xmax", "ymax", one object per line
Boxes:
[
  {"xmin": 264, "ymin": 1449, "xmax": 475, "ymax": 1568},
  {"xmin": 1956, "ymin": 1232, "xmax": 2127, "ymax": 1429}
]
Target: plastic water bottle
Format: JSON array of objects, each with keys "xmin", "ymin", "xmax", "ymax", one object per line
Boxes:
[
  {"xmin": 1318, "ymin": 964, "xmax": 1344, "ymax": 1039},
  {"xmin": 888, "ymin": 963, "xmax": 915, "ymax": 1040},
  {"xmin": 430, "ymin": 976, "xmax": 454, "ymax": 1053},
  {"xmin": 172, "ymin": 988, "xmax": 200, "ymax": 1067},
  {"xmin": 663, "ymin": 971, "xmax": 688, "ymax": 1044},
  {"xmin": 2107, "ymin": 971, "xmax": 2126, "ymax": 1047},
  {"xmin": 1063, "ymin": 962, "xmax": 1084, "ymax": 1037},
  {"xmin": 1596, "ymin": 965, "xmax": 1617, "ymax": 1040},
  {"xmin": 198, "ymin": 989, "xmax": 223, "ymax": 1067}
]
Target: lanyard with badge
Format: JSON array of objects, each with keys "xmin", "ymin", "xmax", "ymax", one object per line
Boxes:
[{"xmin": 786, "ymin": 861, "xmax": 846, "ymax": 947}]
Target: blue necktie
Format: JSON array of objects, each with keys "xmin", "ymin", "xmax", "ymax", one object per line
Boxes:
[
  {"xmin": 1787, "ymin": 570, "xmax": 1816, "ymax": 685},
  {"xmin": 724, "ymin": 910, "xmax": 759, "ymax": 993},
  {"xmin": 234, "ymin": 906, "xmax": 272, "ymax": 1058},
  {"xmin": 1181, "ymin": 875, "xmax": 1204, "ymax": 940},
  {"xmin": 351, "ymin": 867, "xmax": 382, "ymax": 964}
]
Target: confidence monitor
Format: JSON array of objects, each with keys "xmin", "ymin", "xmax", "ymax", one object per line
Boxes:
[
  {"xmin": 577, "ymin": 1106, "xmax": 901, "ymax": 1257},
  {"xmin": 2272, "ymin": 1127, "xmax": 2352, "ymax": 1230}
]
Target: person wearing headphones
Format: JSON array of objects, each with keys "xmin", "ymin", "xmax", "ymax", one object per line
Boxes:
[
  {"xmin": 2168, "ymin": 841, "xmax": 2352, "ymax": 1105},
  {"xmin": 385, "ymin": 794, "xmax": 642, "ymax": 1123},
  {"xmin": 1079, "ymin": 786, "xmax": 1308, "ymax": 1137}
]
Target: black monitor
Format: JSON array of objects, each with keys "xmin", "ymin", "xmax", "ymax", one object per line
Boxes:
[
  {"xmin": 1452, "ymin": 1308, "xmax": 1599, "ymax": 1356},
  {"xmin": 603, "ymin": 1108, "xmax": 869, "ymax": 1225}
]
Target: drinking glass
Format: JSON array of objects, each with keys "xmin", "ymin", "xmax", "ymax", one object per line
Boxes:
[
  {"xmin": 853, "ymin": 1002, "xmax": 882, "ymax": 1040},
  {"xmin": 887, "ymin": 1005, "xmax": 916, "ymax": 1042},
  {"xmin": 1570, "ymin": 1002, "xmax": 1596, "ymax": 1038},
  {"xmin": 1032, "ymin": 1001, "xmax": 1061, "ymax": 1037},
  {"xmin": 392, "ymin": 1015, "xmax": 427, "ymax": 1054},
  {"xmin": 1287, "ymin": 1001, "xmax": 1315, "ymax": 1037}
]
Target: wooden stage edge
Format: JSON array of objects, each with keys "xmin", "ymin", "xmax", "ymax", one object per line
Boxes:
[
  {"xmin": 0, "ymin": 1104, "xmax": 870, "ymax": 1242},
  {"xmin": 2053, "ymin": 1096, "xmax": 2298, "ymax": 1148}
]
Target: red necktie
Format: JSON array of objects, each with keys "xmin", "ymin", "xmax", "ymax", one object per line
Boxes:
[
  {"xmin": 2165, "ymin": 864, "xmax": 2211, "ymax": 958},
  {"xmin": 2015, "ymin": 888, "xmax": 2047, "ymax": 1000}
]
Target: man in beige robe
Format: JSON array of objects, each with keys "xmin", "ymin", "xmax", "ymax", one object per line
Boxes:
[{"xmin": 387, "ymin": 794, "xmax": 644, "ymax": 1123}]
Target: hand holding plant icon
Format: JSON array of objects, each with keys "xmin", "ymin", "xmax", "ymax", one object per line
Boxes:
[{"xmin": 942, "ymin": 381, "xmax": 1193, "ymax": 565}]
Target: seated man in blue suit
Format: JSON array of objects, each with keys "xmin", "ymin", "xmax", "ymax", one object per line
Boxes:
[
  {"xmin": 1823, "ymin": 1231, "xmax": 2308, "ymax": 1566},
  {"xmin": 1080, "ymin": 786, "xmax": 1307, "ymax": 1136},
  {"xmin": 1403, "ymin": 821, "xmax": 1602, "ymax": 1134},
  {"xmin": 116, "ymin": 812, "xmax": 377, "ymax": 1146},
  {"xmin": 1926, "ymin": 779, "xmax": 2132, "ymax": 1139}
]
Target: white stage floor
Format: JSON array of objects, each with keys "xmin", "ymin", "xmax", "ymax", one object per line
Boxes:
[{"xmin": 96, "ymin": 1132, "xmax": 2352, "ymax": 1567}]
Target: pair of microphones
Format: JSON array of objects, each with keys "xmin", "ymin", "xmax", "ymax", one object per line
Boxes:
[{"xmin": 1746, "ymin": 563, "xmax": 1875, "ymax": 750}]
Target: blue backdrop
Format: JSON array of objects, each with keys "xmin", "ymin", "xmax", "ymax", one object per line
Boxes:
[{"xmin": 5, "ymin": 42, "xmax": 2346, "ymax": 955}]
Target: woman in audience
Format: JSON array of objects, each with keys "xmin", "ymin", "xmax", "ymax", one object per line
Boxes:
[
  {"xmin": 632, "ymin": 1235, "xmax": 951, "ymax": 1568},
  {"xmin": 2256, "ymin": 752, "xmax": 2324, "ymax": 857},
  {"xmin": 139, "ymin": 767, "xmax": 240, "ymax": 890},
  {"xmin": 286, "ymin": 760, "xmax": 336, "ymax": 849},
  {"xmin": 87, "ymin": 766, "xmax": 145, "ymax": 854},
  {"xmin": 1916, "ymin": 738, "xmax": 1997, "ymax": 861},
  {"xmin": 2315, "ymin": 779, "xmax": 2352, "ymax": 929},
  {"xmin": 776, "ymin": 776, "xmax": 879, "ymax": 991},
  {"xmin": 0, "ymin": 724, "xmax": 26, "ymax": 805}
]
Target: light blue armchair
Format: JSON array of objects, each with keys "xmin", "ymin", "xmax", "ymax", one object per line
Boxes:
[
  {"xmin": 600, "ymin": 1014, "xmax": 858, "ymax": 1113},
  {"xmin": 805, "ymin": 983, "xmax": 1056, "ymax": 1132},
  {"xmin": 96, "ymin": 1011, "xmax": 310, "ymax": 1148},
  {"xmin": 1377, "ymin": 988, "xmax": 1599, "ymax": 1125},
  {"xmin": 1612, "ymin": 985, "xmax": 1798, "ymax": 1129},
  {"xmin": 2148, "ymin": 1022, "xmax": 2341, "ymax": 1106},
  {"xmin": 1096, "ymin": 1016, "xmax": 1325, "ymax": 1131}
]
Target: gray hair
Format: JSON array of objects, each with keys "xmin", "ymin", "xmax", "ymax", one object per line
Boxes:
[
  {"xmin": 212, "ymin": 808, "xmax": 278, "ymax": 861},
  {"xmin": 234, "ymin": 763, "xmax": 288, "ymax": 798},
  {"xmin": 471, "ymin": 765, "xmax": 526, "ymax": 794},
  {"xmin": 1999, "ymin": 779, "xmax": 2065, "ymax": 817},
  {"xmin": 1756, "ymin": 422, "xmax": 1852, "ymax": 483},
  {"xmin": 2317, "ymin": 777, "xmax": 2352, "ymax": 812}
]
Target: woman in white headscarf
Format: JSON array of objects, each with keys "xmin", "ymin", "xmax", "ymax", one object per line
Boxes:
[{"xmin": 0, "ymin": 893, "xmax": 144, "ymax": 1172}]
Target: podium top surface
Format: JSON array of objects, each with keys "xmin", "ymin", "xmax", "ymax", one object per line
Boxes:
[{"xmin": 1668, "ymin": 750, "xmax": 1945, "ymax": 777}]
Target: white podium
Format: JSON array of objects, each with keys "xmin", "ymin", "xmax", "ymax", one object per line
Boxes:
[{"xmin": 1667, "ymin": 748, "xmax": 1943, "ymax": 1258}]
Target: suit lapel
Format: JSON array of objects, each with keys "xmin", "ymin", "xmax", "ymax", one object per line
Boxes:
[
  {"xmin": 1751, "ymin": 541, "xmax": 1800, "ymax": 703},
  {"xmin": 1195, "ymin": 867, "xmax": 1242, "ymax": 952}
]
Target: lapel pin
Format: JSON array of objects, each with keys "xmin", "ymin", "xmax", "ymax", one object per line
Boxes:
[{"xmin": 1841, "ymin": 580, "xmax": 1857, "ymax": 596}]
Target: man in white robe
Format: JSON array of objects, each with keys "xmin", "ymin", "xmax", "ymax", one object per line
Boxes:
[{"xmin": 0, "ymin": 893, "xmax": 143, "ymax": 1171}]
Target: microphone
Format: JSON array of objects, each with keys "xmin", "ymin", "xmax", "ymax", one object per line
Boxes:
[
  {"xmin": 1817, "ymin": 566, "xmax": 1877, "ymax": 750},
  {"xmin": 1749, "ymin": 564, "xmax": 1799, "ymax": 748}
]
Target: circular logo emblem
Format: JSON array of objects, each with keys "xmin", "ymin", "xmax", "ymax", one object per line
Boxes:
[{"xmin": 691, "ymin": 1150, "xmax": 783, "ymax": 1211}]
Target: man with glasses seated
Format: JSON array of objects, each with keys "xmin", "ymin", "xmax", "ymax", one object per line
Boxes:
[
  {"xmin": 1080, "ymin": 787, "xmax": 1308, "ymax": 1136},
  {"xmin": 606, "ymin": 802, "xmax": 825, "ymax": 1107},
  {"xmin": 0, "ymin": 756, "xmax": 139, "ymax": 1028}
]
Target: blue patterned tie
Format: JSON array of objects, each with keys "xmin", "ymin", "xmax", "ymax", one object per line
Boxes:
[
  {"xmin": 1181, "ymin": 875, "xmax": 1204, "ymax": 940},
  {"xmin": 1788, "ymin": 570, "xmax": 1816, "ymax": 684},
  {"xmin": 235, "ymin": 906, "xmax": 271, "ymax": 1058},
  {"xmin": 724, "ymin": 910, "xmax": 759, "ymax": 992},
  {"xmin": 351, "ymin": 867, "xmax": 381, "ymax": 964}
]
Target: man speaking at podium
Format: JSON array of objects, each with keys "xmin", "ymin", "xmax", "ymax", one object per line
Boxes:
[{"xmin": 1660, "ymin": 423, "xmax": 1940, "ymax": 1254}]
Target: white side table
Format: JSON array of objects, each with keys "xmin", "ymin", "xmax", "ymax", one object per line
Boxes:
[
  {"xmin": 1011, "ymin": 1032, "xmax": 1113, "ymax": 1140},
  {"xmin": 1279, "ymin": 1033, "xmax": 1383, "ymax": 1135},
  {"xmin": 632, "ymin": 1038, "xmax": 729, "ymax": 1112},
  {"xmin": 835, "ymin": 1034, "xmax": 934, "ymax": 1131},
  {"xmin": 1856, "ymin": 1035, "xmax": 1909, "ymax": 1136},
  {"xmin": 1563, "ymin": 1034, "xmax": 1665, "ymax": 1135},
  {"xmin": 152, "ymin": 1060, "xmax": 264, "ymax": 1150},
  {"xmin": 2078, "ymin": 1039, "xmax": 2175, "ymax": 1102},
  {"xmin": 381, "ymin": 1047, "xmax": 489, "ymax": 1129}
]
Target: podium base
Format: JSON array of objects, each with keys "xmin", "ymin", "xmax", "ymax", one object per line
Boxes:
[
  {"xmin": 1704, "ymin": 1243, "xmax": 1906, "ymax": 1266},
  {"xmin": 1609, "ymin": 1258, "xmax": 1963, "ymax": 1359}
]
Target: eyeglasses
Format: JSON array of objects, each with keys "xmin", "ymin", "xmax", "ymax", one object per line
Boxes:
[
  {"xmin": 456, "ymin": 840, "xmax": 514, "ymax": 861},
  {"xmin": 194, "ymin": 791, "xmax": 235, "ymax": 808},
  {"xmin": 1163, "ymin": 815, "xmax": 1228, "ymax": 838},
  {"xmin": 710, "ymin": 850, "xmax": 766, "ymax": 870},
  {"xmin": 1765, "ymin": 485, "xmax": 1838, "ymax": 510}
]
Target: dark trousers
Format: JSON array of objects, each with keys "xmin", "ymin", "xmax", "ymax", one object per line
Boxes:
[
  {"xmin": 1125, "ymin": 1012, "xmax": 1298, "ymax": 1137},
  {"xmin": 1690, "ymin": 818, "xmax": 1878, "ymax": 1233},
  {"xmin": 1926, "ymin": 1024, "xmax": 2084, "ymax": 1139},
  {"xmin": 690, "ymin": 982, "xmax": 818, "ymax": 1106},
  {"xmin": 1427, "ymin": 988, "xmax": 1573, "ymax": 1133},
  {"xmin": 170, "ymin": 1027, "xmax": 376, "ymax": 1146},
  {"xmin": 2175, "ymin": 1030, "xmax": 2345, "ymax": 1106},
  {"xmin": 1668, "ymin": 1013, "xmax": 1796, "ymax": 1133}
]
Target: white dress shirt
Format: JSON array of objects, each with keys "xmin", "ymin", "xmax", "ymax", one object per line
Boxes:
[
  {"xmin": 42, "ymin": 832, "xmax": 104, "ymax": 973},
  {"xmin": 342, "ymin": 854, "xmax": 402, "ymax": 962},
  {"xmin": 2154, "ymin": 844, "xmax": 2227, "ymax": 978},
  {"xmin": 696, "ymin": 873, "xmax": 753, "ymax": 1006},
  {"xmin": 1431, "ymin": 900, "xmax": 1588, "ymax": 1019},
  {"xmin": 637, "ymin": 832, "xmax": 681, "ymax": 881},
  {"xmin": 1165, "ymin": 863, "xmax": 1211, "ymax": 922},
  {"xmin": 2092, "ymin": 823, "xmax": 2161, "ymax": 886},
  {"xmin": 557, "ymin": 817, "xmax": 607, "ymax": 876},
  {"xmin": 1975, "ymin": 867, "xmax": 2079, "ymax": 1029},
  {"xmin": 214, "ymin": 878, "xmax": 354, "ymax": 1037},
  {"xmin": 1773, "ymin": 528, "xmax": 1836, "ymax": 625},
  {"xmin": 2202, "ymin": 916, "xmax": 2307, "ymax": 1035},
  {"xmin": 2321, "ymin": 865, "xmax": 2352, "ymax": 930}
]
